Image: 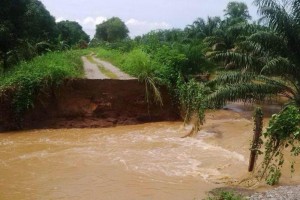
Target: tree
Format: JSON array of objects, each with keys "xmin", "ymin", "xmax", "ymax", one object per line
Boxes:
[
  {"xmin": 0, "ymin": 0, "xmax": 57, "ymax": 70},
  {"xmin": 184, "ymin": 17, "xmax": 221, "ymax": 40},
  {"xmin": 57, "ymin": 20, "xmax": 90, "ymax": 47},
  {"xmin": 224, "ymin": 1, "xmax": 252, "ymax": 22},
  {"xmin": 94, "ymin": 17, "xmax": 129, "ymax": 42},
  {"xmin": 206, "ymin": 0, "xmax": 300, "ymax": 184},
  {"xmin": 207, "ymin": 0, "xmax": 300, "ymax": 107}
]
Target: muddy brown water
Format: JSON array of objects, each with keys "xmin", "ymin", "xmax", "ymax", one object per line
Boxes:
[{"xmin": 1, "ymin": 104, "xmax": 300, "ymax": 200}]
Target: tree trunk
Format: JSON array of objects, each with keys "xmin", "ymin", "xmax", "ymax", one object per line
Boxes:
[{"xmin": 248, "ymin": 107, "xmax": 263, "ymax": 172}]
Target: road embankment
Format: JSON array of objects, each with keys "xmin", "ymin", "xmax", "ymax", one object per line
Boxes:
[{"xmin": 0, "ymin": 79, "xmax": 180, "ymax": 131}]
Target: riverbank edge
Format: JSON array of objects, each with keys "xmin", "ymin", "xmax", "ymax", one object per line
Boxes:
[
  {"xmin": 0, "ymin": 78, "xmax": 180, "ymax": 131},
  {"xmin": 205, "ymin": 184, "xmax": 300, "ymax": 199}
]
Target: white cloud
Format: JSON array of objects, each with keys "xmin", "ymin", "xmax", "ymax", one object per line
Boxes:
[
  {"xmin": 125, "ymin": 18, "xmax": 172, "ymax": 37},
  {"xmin": 82, "ymin": 16, "xmax": 107, "ymax": 26},
  {"xmin": 75, "ymin": 16, "xmax": 107, "ymax": 37},
  {"xmin": 55, "ymin": 17, "xmax": 65, "ymax": 23}
]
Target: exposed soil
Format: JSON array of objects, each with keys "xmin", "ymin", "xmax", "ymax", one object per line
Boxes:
[{"xmin": 0, "ymin": 79, "xmax": 180, "ymax": 131}]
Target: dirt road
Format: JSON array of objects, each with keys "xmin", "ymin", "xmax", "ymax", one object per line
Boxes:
[{"xmin": 82, "ymin": 55, "xmax": 135, "ymax": 80}]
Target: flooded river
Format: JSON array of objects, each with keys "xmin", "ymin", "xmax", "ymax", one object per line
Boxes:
[{"xmin": 1, "ymin": 106, "xmax": 300, "ymax": 199}]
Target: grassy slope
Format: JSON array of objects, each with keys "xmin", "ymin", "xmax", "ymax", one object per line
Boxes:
[
  {"xmin": 0, "ymin": 49, "xmax": 89, "ymax": 89},
  {"xmin": 0, "ymin": 49, "xmax": 90, "ymax": 120}
]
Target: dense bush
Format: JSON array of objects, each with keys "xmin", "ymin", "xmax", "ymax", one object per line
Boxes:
[{"xmin": 0, "ymin": 49, "xmax": 87, "ymax": 125}]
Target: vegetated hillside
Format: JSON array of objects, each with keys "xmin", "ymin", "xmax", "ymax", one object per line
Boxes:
[{"xmin": 0, "ymin": 49, "xmax": 89, "ymax": 125}]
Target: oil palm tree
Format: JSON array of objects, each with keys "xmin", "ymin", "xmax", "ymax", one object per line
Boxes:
[
  {"xmin": 205, "ymin": 1, "xmax": 300, "ymax": 184},
  {"xmin": 184, "ymin": 17, "xmax": 221, "ymax": 40},
  {"xmin": 206, "ymin": 0, "xmax": 300, "ymax": 108}
]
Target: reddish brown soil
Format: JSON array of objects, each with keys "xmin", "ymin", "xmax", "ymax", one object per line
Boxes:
[{"xmin": 0, "ymin": 79, "xmax": 180, "ymax": 131}]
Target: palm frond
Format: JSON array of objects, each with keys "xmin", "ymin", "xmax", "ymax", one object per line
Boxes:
[
  {"xmin": 144, "ymin": 76, "xmax": 163, "ymax": 106},
  {"xmin": 206, "ymin": 82, "xmax": 286, "ymax": 108},
  {"xmin": 294, "ymin": 0, "xmax": 300, "ymax": 22},
  {"xmin": 247, "ymin": 31, "xmax": 287, "ymax": 53},
  {"xmin": 211, "ymin": 51, "xmax": 260, "ymax": 71},
  {"xmin": 254, "ymin": 0, "xmax": 278, "ymax": 8},
  {"xmin": 237, "ymin": 40, "xmax": 265, "ymax": 55},
  {"xmin": 258, "ymin": 75, "xmax": 297, "ymax": 98},
  {"xmin": 207, "ymin": 71, "xmax": 256, "ymax": 86},
  {"xmin": 203, "ymin": 36, "xmax": 223, "ymax": 46},
  {"xmin": 261, "ymin": 57, "xmax": 297, "ymax": 77}
]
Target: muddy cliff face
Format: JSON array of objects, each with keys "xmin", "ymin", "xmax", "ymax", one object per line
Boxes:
[{"xmin": 0, "ymin": 79, "xmax": 180, "ymax": 131}]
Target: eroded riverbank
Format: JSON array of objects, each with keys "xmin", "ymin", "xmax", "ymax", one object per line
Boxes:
[{"xmin": 0, "ymin": 79, "xmax": 179, "ymax": 131}]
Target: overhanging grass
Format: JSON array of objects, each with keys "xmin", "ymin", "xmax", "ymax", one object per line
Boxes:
[
  {"xmin": 94, "ymin": 47, "xmax": 162, "ymax": 79},
  {"xmin": 0, "ymin": 49, "xmax": 89, "ymax": 124},
  {"xmin": 94, "ymin": 47, "xmax": 166, "ymax": 106}
]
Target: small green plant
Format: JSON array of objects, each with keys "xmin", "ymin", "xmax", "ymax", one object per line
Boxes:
[
  {"xmin": 206, "ymin": 190, "xmax": 246, "ymax": 200},
  {"xmin": 256, "ymin": 105, "xmax": 300, "ymax": 185},
  {"xmin": 176, "ymin": 78, "xmax": 209, "ymax": 127}
]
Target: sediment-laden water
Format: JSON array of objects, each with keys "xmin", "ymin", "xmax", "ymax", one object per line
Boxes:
[{"xmin": 1, "ymin": 106, "xmax": 300, "ymax": 199}]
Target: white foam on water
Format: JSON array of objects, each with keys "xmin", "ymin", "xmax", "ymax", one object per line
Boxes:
[
  {"xmin": 0, "ymin": 139, "xmax": 14, "ymax": 146},
  {"xmin": 19, "ymin": 150, "xmax": 49, "ymax": 160},
  {"xmin": 98, "ymin": 131, "xmax": 246, "ymax": 181}
]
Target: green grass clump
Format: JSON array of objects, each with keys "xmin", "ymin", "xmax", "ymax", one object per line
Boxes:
[
  {"xmin": 94, "ymin": 48, "xmax": 125, "ymax": 67},
  {"xmin": 0, "ymin": 49, "xmax": 88, "ymax": 125},
  {"xmin": 206, "ymin": 190, "xmax": 246, "ymax": 200},
  {"xmin": 94, "ymin": 47, "xmax": 164, "ymax": 79},
  {"xmin": 95, "ymin": 47, "xmax": 165, "ymax": 105}
]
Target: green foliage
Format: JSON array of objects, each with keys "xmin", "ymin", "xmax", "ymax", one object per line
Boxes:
[
  {"xmin": 94, "ymin": 17, "xmax": 129, "ymax": 42},
  {"xmin": 94, "ymin": 46, "xmax": 210, "ymax": 126},
  {"xmin": 0, "ymin": 0, "xmax": 58, "ymax": 70},
  {"xmin": 184, "ymin": 17, "xmax": 221, "ymax": 40},
  {"xmin": 206, "ymin": 72, "xmax": 289, "ymax": 108},
  {"xmin": 206, "ymin": 190, "xmax": 246, "ymax": 200},
  {"xmin": 152, "ymin": 45, "xmax": 187, "ymax": 77},
  {"xmin": 0, "ymin": 50, "xmax": 86, "ymax": 125},
  {"xmin": 258, "ymin": 105, "xmax": 300, "ymax": 185},
  {"xmin": 176, "ymin": 78, "xmax": 209, "ymax": 126},
  {"xmin": 207, "ymin": 14, "xmax": 300, "ymax": 182},
  {"xmin": 123, "ymin": 49, "xmax": 155, "ymax": 77},
  {"xmin": 224, "ymin": 1, "xmax": 251, "ymax": 22},
  {"xmin": 95, "ymin": 47, "xmax": 165, "ymax": 105},
  {"xmin": 57, "ymin": 20, "xmax": 90, "ymax": 47}
]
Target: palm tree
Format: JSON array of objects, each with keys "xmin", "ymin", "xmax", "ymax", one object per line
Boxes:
[
  {"xmin": 184, "ymin": 17, "xmax": 221, "ymax": 40},
  {"xmin": 205, "ymin": 1, "xmax": 300, "ymax": 184},
  {"xmin": 207, "ymin": 0, "xmax": 300, "ymax": 108}
]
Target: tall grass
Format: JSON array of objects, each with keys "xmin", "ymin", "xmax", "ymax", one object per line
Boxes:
[
  {"xmin": 95, "ymin": 48, "xmax": 165, "ymax": 105},
  {"xmin": 94, "ymin": 47, "xmax": 165, "ymax": 79},
  {"xmin": 0, "ymin": 49, "xmax": 88, "ymax": 125},
  {"xmin": 94, "ymin": 46, "xmax": 210, "ymax": 128}
]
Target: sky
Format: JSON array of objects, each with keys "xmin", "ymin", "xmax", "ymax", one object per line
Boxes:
[{"xmin": 40, "ymin": 0, "xmax": 259, "ymax": 38}]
